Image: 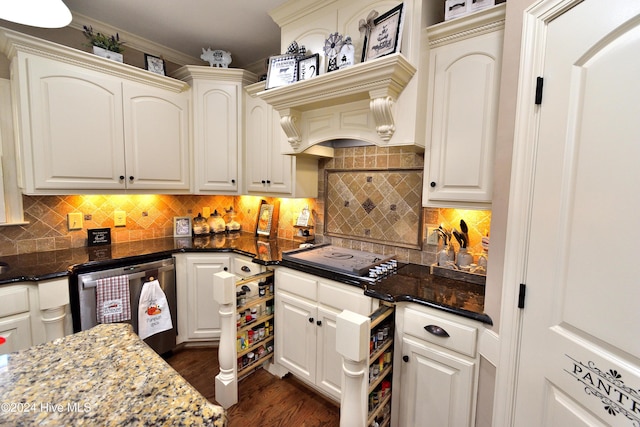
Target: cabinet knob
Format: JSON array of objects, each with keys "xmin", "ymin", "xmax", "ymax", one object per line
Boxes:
[
  {"xmin": 129, "ymin": 176, "xmax": 134, "ymax": 182},
  {"xmin": 424, "ymin": 324, "xmax": 450, "ymax": 337},
  {"xmin": 119, "ymin": 175, "xmax": 125, "ymax": 181},
  {"xmin": 316, "ymin": 320, "xmax": 322, "ymax": 326},
  {"xmin": 308, "ymin": 317, "xmax": 314, "ymax": 323},
  {"xmin": 266, "ymin": 180, "xmax": 271, "ymax": 184},
  {"xmin": 241, "ymin": 265, "xmax": 251, "ymax": 272},
  {"xmin": 402, "ymin": 355, "xmax": 409, "ymax": 363},
  {"xmin": 430, "ymin": 181, "xmax": 436, "ymax": 188},
  {"xmin": 261, "ymin": 180, "xmax": 266, "ymax": 184},
  {"xmin": 231, "ymin": 179, "xmax": 236, "ymax": 184},
  {"xmin": 223, "ymin": 267, "xmax": 228, "ymax": 271}
]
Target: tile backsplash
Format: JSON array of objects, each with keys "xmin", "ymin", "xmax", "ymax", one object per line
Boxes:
[{"xmin": 0, "ymin": 146, "xmax": 491, "ymax": 267}]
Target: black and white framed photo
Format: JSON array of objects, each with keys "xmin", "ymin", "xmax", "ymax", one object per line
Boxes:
[
  {"xmin": 265, "ymin": 54, "xmax": 298, "ymax": 89},
  {"xmin": 297, "ymin": 54, "xmax": 319, "ymax": 81},
  {"xmin": 144, "ymin": 53, "xmax": 166, "ymax": 76},
  {"xmin": 361, "ymin": 4, "xmax": 404, "ymax": 62}
]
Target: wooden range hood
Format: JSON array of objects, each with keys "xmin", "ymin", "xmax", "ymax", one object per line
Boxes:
[{"xmin": 256, "ymin": 53, "xmax": 416, "ymax": 156}]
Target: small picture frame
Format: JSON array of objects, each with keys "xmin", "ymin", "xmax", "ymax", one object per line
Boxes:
[
  {"xmin": 144, "ymin": 53, "xmax": 166, "ymax": 76},
  {"xmin": 266, "ymin": 54, "xmax": 298, "ymax": 89},
  {"xmin": 297, "ymin": 54, "xmax": 319, "ymax": 81},
  {"xmin": 255, "ymin": 200, "xmax": 280, "ymax": 238},
  {"xmin": 361, "ymin": 4, "xmax": 404, "ymax": 62},
  {"xmin": 173, "ymin": 216, "xmax": 192, "ymax": 237}
]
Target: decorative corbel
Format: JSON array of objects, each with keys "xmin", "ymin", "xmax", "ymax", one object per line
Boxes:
[
  {"xmin": 369, "ymin": 91, "xmax": 397, "ymax": 141},
  {"xmin": 279, "ymin": 108, "xmax": 302, "ymax": 148}
]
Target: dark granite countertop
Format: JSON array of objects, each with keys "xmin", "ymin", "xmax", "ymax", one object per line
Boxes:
[
  {"xmin": 0, "ymin": 232, "xmax": 299, "ymax": 285},
  {"xmin": 364, "ymin": 263, "xmax": 492, "ymax": 325},
  {"xmin": 0, "ymin": 237, "xmax": 490, "ymax": 325},
  {"xmin": 0, "ymin": 323, "xmax": 226, "ymax": 426}
]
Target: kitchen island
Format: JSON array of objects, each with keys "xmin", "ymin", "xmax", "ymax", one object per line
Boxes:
[{"xmin": 0, "ymin": 323, "xmax": 226, "ymax": 426}]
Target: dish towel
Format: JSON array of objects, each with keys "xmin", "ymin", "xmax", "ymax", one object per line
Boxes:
[
  {"xmin": 138, "ymin": 279, "xmax": 173, "ymax": 340},
  {"xmin": 96, "ymin": 275, "xmax": 131, "ymax": 324}
]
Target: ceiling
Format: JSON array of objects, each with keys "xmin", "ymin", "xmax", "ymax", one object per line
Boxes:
[{"xmin": 63, "ymin": 0, "xmax": 288, "ymax": 69}]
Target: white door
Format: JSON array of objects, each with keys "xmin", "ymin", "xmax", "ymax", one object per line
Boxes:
[
  {"xmin": 506, "ymin": 1, "xmax": 640, "ymax": 425},
  {"xmin": 185, "ymin": 255, "xmax": 229, "ymax": 340},
  {"xmin": 316, "ymin": 306, "xmax": 341, "ymax": 400}
]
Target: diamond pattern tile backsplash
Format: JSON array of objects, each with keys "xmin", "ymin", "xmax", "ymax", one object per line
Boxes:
[
  {"xmin": 325, "ymin": 168, "xmax": 423, "ymax": 249},
  {"xmin": 0, "ymin": 146, "xmax": 491, "ymax": 268}
]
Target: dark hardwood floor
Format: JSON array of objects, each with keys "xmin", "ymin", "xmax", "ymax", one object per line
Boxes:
[{"xmin": 166, "ymin": 346, "xmax": 340, "ymax": 427}]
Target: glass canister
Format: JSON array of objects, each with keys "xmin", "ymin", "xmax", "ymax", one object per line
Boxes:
[
  {"xmin": 208, "ymin": 210, "xmax": 226, "ymax": 234},
  {"xmin": 192, "ymin": 213, "xmax": 210, "ymax": 235},
  {"xmin": 225, "ymin": 206, "xmax": 241, "ymax": 232}
]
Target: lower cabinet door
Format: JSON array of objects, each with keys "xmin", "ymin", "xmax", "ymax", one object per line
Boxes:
[
  {"xmin": 185, "ymin": 255, "xmax": 229, "ymax": 340},
  {"xmin": 0, "ymin": 314, "xmax": 32, "ymax": 355},
  {"xmin": 275, "ymin": 292, "xmax": 317, "ymax": 384},
  {"xmin": 398, "ymin": 335, "xmax": 476, "ymax": 427},
  {"xmin": 315, "ymin": 306, "xmax": 341, "ymax": 400}
]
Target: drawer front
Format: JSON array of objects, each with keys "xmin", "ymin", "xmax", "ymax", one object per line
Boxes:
[
  {"xmin": 276, "ymin": 268, "xmax": 317, "ymax": 301},
  {"xmin": 403, "ymin": 305, "xmax": 478, "ymax": 357},
  {"xmin": 0, "ymin": 286, "xmax": 30, "ymax": 317},
  {"xmin": 234, "ymin": 256, "xmax": 264, "ymax": 278},
  {"xmin": 317, "ymin": 280, "xmax": 371, "ymax": 315}
]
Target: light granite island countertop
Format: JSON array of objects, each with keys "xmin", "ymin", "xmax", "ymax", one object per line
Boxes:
[{"xmin": 0, "ymin": 324, "xmax": 226, "ymax": 426}]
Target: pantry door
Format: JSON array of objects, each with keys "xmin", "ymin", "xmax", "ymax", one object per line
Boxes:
[{"xmin": 501, "ymin": 0, "xmax": 640, "ymax": 425}]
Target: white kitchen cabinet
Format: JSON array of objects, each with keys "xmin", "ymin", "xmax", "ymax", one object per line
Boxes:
[
  {"xmin": 275, "ymin": 267, "xmax": 376, "ymax": 401},
  {"xmin": 244, "ymin": 82, "xmax": 318, "ymax": 197},
  {"xmin": 393, "ymin": 302, "xmax": 481, "ymax": 427},
  {"xmin": 1, "ymin": 29, "xmax": 191, "ymax": 194},
  {"xmin": 422, "ymin": 5, "xmax": 505, "ymax": 208},
  {"xmin": 174, "ymin": 66, "xmax": 256, "ymax": 194},
  {"xmin": 0, "ymin": 278, "xmax": 70, "ymax": 355},
  {"xmin": 174, "ymin": 253, "xmax": 231, "ymax": 343}
]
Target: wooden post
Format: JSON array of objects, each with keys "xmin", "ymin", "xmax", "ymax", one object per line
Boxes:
[
  {"xmin": 213, "ymin": 271, "xmax": 237, "ymax": 408},
  {"xmin": 336, "ymin": 309, "xmax": 370, "ymax": 427}
]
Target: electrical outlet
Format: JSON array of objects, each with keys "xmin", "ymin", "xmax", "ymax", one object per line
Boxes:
[
  {"xmin": 426, "ymin": 227, "xmax": 439, "ymax": 245},
  {"xmin": 67, "ymin": 212, "xmax": 83, "ymax": 230},
  {"xmin": 114, "ymin": 210, "xmax": 126, "ymax": 227}
]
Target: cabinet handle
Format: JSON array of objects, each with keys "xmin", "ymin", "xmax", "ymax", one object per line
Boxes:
[
  {"xmin": 241, "ymin": 266, "xmax": 251, "ymax": 272},
  {"xmin": 231, "ymin": 179, "xmax": 236, "ymax": 184},
  {"xmin": 424, "ymin": 324, "xmax": 450, "ymax": 337},
  {"xmin": 129, "ymin": 176, "xmax": 134, "ymax": 182},
  {"xmin": 308, "ymin": 317, "xmax": 314, "ymax": 323},
  {"xmin": 261, "ymin": 180, "xmax": 266, "ymax": 184},
  {"xmin": 402, "ymin": 355, "xmax": 409, "ymax": 363},
  {"xmin": 119, "ymin": 175, "xmax": 125, "ymax": 181},
  {"xmin": 316, "ymin": 320, "xmax": 322, "ymax": 326},
  {"xmin": 266, "ymin": 180, "xmax": 271, "ymax": 184},
  {"xmin": 430, "ymin": 181, "xmax": 436, "ymax": 188},
  {"xmin": 223, "ymin": 267, "xmax": 228, "ymax": 271}
]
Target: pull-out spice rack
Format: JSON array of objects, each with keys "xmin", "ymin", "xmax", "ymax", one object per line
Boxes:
[{"xmin": 367, "ymin": 305, "xmax": 394, "ymax": 427}]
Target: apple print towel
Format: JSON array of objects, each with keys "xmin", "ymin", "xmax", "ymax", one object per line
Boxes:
[
  {"xmin": 96, "ymin": 275, "xmax": 131, "ymax": 324},
  {"xmin": 138, "ymin": 279, "xmax": 173, "ymax": 340}
]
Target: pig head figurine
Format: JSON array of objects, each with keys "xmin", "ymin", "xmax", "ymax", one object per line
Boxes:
[{"xmin": 200, "ymin": 48, "xmax": 232, "ymax": 68}]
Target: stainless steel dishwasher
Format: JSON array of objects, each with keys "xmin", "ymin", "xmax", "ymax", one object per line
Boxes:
[{"xmin": 70, "ymin": 257, "xmax": 177, "ymax": 356}]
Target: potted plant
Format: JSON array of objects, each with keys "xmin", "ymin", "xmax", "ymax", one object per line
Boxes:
[{"xmin": 82, "ymin": 25, "xmax": 124, "ymax": 62}]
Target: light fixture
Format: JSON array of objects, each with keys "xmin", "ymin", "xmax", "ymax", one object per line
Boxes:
[{"xmin": 0, "ymin": 0, "xmax": 72, "ymax": 29}]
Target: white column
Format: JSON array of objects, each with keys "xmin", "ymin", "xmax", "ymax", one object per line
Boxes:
[
  {"xmin": 336, "ymin": 310, "xmax": 370, "ymax": 427},
  {"xmin": 213, "ymin": 271, "xmax": 237, "ymax": 409}
]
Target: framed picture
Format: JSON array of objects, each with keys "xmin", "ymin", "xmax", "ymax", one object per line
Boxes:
[
  {"xmin": 173, "ymin": 216, "xmax": 192, "ymax": 237},
  {"xmin": 255, "ymin": 200, "xmax": 280, "ymax": 238},
  {"xmin": 297, "ymin": 54, "xmax": 319, "ymax": 81},
  {"xmin": 266, "ymin": 54, "xmax": 298, "ymax": 89},
  {"xmin": 361, "ymin": 4, "xmax": 404, "ymax": 62},
  {"xmin": 144, "ymin": 53, "xmax": 166, "ymax": 76}
]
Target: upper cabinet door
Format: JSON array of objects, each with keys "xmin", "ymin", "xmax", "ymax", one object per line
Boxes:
[
  {"xmin": 194, "ymin": 81, "xmax": 240, "ymax": 193},
  {"xmin": 423, "ymin": 6, "xmax": 505, "ymax": 208},
  {"xmin": 22, "ymin": 55, "xmax": 126, "ymax": 191},
  {"xmin": 122, "ymin": 83, "xmax": 190, "ymax": 191}
]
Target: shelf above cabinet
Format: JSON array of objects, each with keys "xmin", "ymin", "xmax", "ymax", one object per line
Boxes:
[{"xmin": 256, "ymin": 53, "xmax": 416, "ymax": 148}]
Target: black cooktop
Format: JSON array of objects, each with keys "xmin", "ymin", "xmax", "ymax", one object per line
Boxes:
[{"xmin": 281, "ymin": 244, "xmax": 395, "ymax": 277}]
